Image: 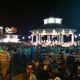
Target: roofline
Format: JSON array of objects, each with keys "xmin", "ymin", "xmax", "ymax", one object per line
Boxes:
[
  {"xmin": 29, "ymin": 28, "xmax": 77, "ymax": 33},
  {"xmin": 43, "ymin": 17, "xmax": 62, "ymax": 20}
]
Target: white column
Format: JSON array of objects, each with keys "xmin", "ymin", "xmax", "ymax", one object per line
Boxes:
[
  {"xmin": 61, "ymin": 35, "xmax": 64, "ymax": 42},
  {"xmin": 71, "ymin": 33, "xmax": 74, "ymax": 44},
  {"xmin": 56, "ymin": 33, "xmax": 59, "ymax": 45},
  {"xmin": 47, "ymin": 35, "xmax": 50, "ymax": 42},
  {"xmin": 39, "ymin": 34, "xmax": 41, "ymax": 43},
  {"xmin": 59, "ymin": 34, "xmax": 60, "ymax": 44},
  {"xmin": 47, "ymin": 35, "xmax": 48, "ymax": 41},
  {"xmin": 31, "ymin": 34, "xmax": 33, "ymax": 42},
  {"xmin": 57, "ymin": 35, "xmax": 58, "ymax": 41},
  {"xmin": 36, "ymin": 34, "xmax": 38, "ymax": 42},
  {"xmin": 40, "ymin": 34, "xmax": 42, "ymax": 43}
]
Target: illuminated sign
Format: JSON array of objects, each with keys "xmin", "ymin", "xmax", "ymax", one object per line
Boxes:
[{"xmin": 5, "ymin": 27, "xmax": 17, "ymax": 33}]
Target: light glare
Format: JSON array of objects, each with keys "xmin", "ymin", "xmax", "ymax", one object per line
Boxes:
[
  {"xmin": 22, "ymin": 37, "xmax": 25, "ymax": 39},
  {"xmin": 43, "ymin": 30, "xmax": 45, "ymax": 33}
]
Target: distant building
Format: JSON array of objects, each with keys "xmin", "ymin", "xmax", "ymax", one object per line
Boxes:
[{"xmin": 0, "ymin": 26, "xmax": 20, "ymax": 43}]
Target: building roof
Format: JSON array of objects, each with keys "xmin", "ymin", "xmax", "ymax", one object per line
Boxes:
[
  {"xmin": 29, "ymin": 16, "xmax": 76, "ymax": 33},
  {"xmin": 36, "ymin": 23, "xmax": 76, "ymax": 30}
]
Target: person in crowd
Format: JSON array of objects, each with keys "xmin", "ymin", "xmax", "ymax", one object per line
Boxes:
[
  {"xmin": 21, "ymin": 47, "xmax": 27, "ymax": 63},
  {"xmin": 26, "ymin": 64, "xmax": 37, "ymax": 80},
  {"xmin": 48, "ymin": 55, "xmax": 54, "ymax": 64},
  {"xmin": 30, "ymin": 45, "xmax": 35, "ymax": 62},
  {"xmin": 73, "ymin": 58, "xmax": 80, "ymax": 74},
  {"xmin": 67, "ymin": 56, "xmax": 75, "ymax": 65},
  {"xmin": 53, "ymin": 60, "xmax": 58, "ymax": 68},
  {"xmin": 35, "ymin": 47, "xmax": 40, "ymax": 61},
  {"xmin": 42, "ymin": 57, "xmax": 50, "ymax": 66},
  {"xmin": 54, "ymin": 77, "xmax": 61, "ymax": 80},
  {"xmin": 42, "ymin": 57, "xmax": 54, "ymax": 80},
  {"xmin": 63, "ymin": 68, "xmax": 72, "ymax": 80},
  {"xmin": 11, "ymin": 47, "xmax": 20, "ymax": 75},
  {"xmin": 33, "ymin": 61, "xmax": 40, "ymax": 80},
  {"xmin": 58, "ymin": 58, "xmax": 66, "ymax": 71},
  {"xmin": 75, "ymin": 70, "xmax": 80, "ymax": 80},
  {"xmin": 0, "ymin": 46, "xmax": 10, "ymax": 80}
]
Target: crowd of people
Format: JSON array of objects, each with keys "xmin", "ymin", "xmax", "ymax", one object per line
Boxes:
[{"xmin": 0, "ymin": 43, "xmax": 80, "ymax": 80}]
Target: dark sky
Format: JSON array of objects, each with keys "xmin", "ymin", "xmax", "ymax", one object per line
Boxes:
[{"xmin": 0, "ymin": 0, "xmax": 80, "ymax": 39}]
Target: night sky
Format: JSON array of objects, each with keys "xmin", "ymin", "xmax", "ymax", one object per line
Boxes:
[{"xmin": 0, "ymin": 0, "xmax": 80, "ymax": 40}]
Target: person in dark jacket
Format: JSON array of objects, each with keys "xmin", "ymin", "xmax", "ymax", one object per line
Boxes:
[
  {"xmin": 33, "ymin": 61, "xmax": 40, "ymax": 80},
  {"xmin": 73, "ymin": 58, "xmax": 80, "ymax": 74},
  {"xmin": 11, "ymin": 48, "xmax": 20, "ymax": 74},
  {"xmin": 30, "ymin": 45, "xmax": 35, "ymax": 62},
  {"xmin": 75, "ymin": 70, "xmax": 80, "ymax": 80}
]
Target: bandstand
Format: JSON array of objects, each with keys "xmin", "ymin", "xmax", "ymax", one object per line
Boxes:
[{"xmin": 29, "ymin": 16, "xmax": 76, "ymax": 45}]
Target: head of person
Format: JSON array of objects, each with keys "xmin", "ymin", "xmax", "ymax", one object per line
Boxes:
[
  {"xmin": 26, "ymin": 65, "xmax": 34, "ymax": 74},
  {"xmin": 34, "ymin": 61, "xmax": 39, "ymax": 67},
  {"xmin": 54, "ymin": 77, "xmax": 61, "ymax": 80},
  {"xmin": 12, "ymin": 47, "xmax": 17, "ymax": 52},
  {"xmin": 77, "ymin": 58, "xmax": 80, "ymax": 63},
  {"xmin": 3, "ymin": 46, "xmax": 7, "ymax": 51}
]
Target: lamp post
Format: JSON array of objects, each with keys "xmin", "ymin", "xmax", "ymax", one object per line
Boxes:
[
  {"xmin": 28, "ymin": 36, "xmax": 31, "ymax": 39},
  {"xmin": 78, "ymin": 34, "xmax": 80, "ymax": 45},
  {"xmin": 7, "ymin": 35, "xmax": 10, "ymax": 38},
  {"xmin": 75, "ymin": 35, "xmax": 77, "ymax": 39},
  {"xmin": 28, "ymin": 36, "xmax": 31, "ymax": 41},
  {"xmin": 74, "ymin": 35, "xmax": 77, "ymax": 45},
  {"xmin": 28, "ymin": 36, "xmax": 32, "ymax": 44},
  {"xmin": 22, "ymin": 36, "xmax": 25, "ymax": 42}
]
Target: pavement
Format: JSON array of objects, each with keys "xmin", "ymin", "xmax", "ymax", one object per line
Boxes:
[{"xmin": 13, "ymin": 72, "xmax": 27, "ymax": 80}]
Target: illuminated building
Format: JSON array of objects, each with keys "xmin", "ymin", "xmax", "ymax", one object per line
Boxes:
[{"xmin": 29, "ymin": 16, "xmax": 76, "ymax": 45}]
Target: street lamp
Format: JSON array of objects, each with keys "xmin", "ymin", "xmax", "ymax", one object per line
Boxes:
[
  {"xmin": 28, "ymin": 36, "xmax": 31, "ymax": 39},
  {"xmin": 75, "ymin": 35, "xmax": 77, "ymax": 38},
  {"xmin": 7, "ymin": 35, "xmax": 10, "ymax": 38},
  {"xmin": 28, "ymin": 36, "xmax": 31, "ymax": 42}
]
